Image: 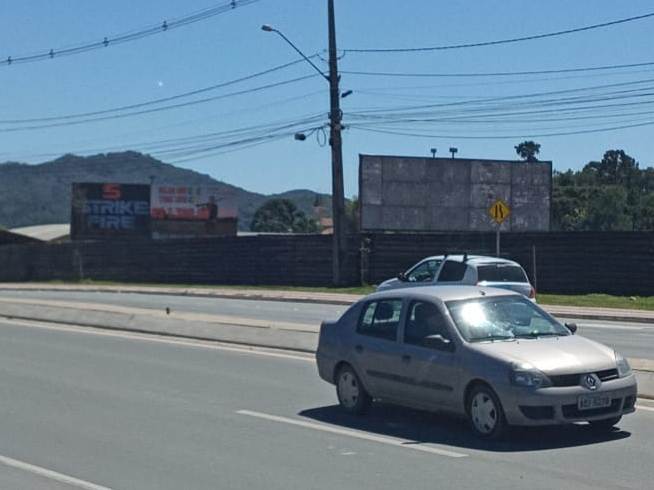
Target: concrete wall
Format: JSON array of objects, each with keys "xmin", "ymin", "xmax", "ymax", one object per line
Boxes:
[{"xmin": 360, "ymin": 155, "xmax": 552, "ymax": 232}]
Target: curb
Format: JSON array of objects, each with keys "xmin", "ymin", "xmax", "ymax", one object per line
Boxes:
[{"xmin": 0, "ymin": 313, "xmax": 317, "ymax": 355}]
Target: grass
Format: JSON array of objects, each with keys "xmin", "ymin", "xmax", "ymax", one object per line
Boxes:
[
  {"xmin": 29, "ymin": 280, "xmax": 654, "ymax": 311},
  {"xmin": 537, "ymin": 293, "xmax": 654, "ymax": 311}
]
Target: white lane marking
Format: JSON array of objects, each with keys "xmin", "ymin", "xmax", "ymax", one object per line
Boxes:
[
  {"xmin": 636, "ymin": 405, "xmax": 654, "ymax": 412},
  {"xmin": 0, "ymin": 317, "xmax": 313, "ymax": 363},
  {"xmin": 0, "ymin": 454, "xmax": 111, "ymax": 490},
  {"xmin": 236, "ymin": 409, "xmax": 468, "ymax": 458}
]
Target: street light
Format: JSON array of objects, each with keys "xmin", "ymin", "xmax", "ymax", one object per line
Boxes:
[
  {"xmin": 450, "ymin": 147, "xmax": 458, "ymax": 159},
  {"xmin": 430, "ymin": 148, "xmax": 437, "ymax": 158},
  {"xmin": 261, "ymin": 24, "xmax": 329, "ymax": 81},
  {"xmin": 262, "ymin": 3, "xmax": 347, "ymax": 286}
]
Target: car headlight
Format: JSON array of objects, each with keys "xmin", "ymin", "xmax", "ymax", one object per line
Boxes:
[
  {"xmin": 615, "ymin": 351, "xmax": 632, "ymax": 377},
  {"xmin": 510, "ymin": 362, "xmax": 551, "ymax": 388}
]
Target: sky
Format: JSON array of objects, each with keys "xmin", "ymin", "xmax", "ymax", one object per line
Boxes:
[{"xmin": 1, "ymin": 0, "xmax": 654, "ymax": 197}]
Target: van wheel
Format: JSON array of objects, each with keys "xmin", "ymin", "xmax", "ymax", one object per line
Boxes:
[
  {"xmin": 589, "ymin": 416, "xmax": 621, "ymax": 432},
  {"xmin": 336, "ymin": 365, "xmax": 371, "ymax": 415},
  {"xmin": 468, "ymin": 384, "xmax": 507, "ymax": 439}
]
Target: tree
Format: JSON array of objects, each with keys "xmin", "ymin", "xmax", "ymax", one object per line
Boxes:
[
  {"xmin": 584, "ymin": 187, "xmax": 632, "ymax": 231},
  {"xmin": 250, "ymin": 198, "xmax": 318, "ymax": 233},
  {"xmin": 344, "ymin": 195, "xmax": 360, "ymax": 233},
  {"xmin": 582, "ymin": 149, "xmax": 639, "ymax": 186},
  {"xmin": 515, "ymin": 141, "xmax": 541, "ymax": 162}
]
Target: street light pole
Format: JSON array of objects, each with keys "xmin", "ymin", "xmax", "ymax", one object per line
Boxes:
[
  {"xmin": 262, "ymin": 0, "xmax": 346, "ymax": 286},
  {"xmin": 327, "ymin": 0, "xmax": 346, "ymax": 286}
]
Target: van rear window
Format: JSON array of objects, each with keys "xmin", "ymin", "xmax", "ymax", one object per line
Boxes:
[{"xmin": 477, "ymin": 264, "xmax": 528, "ymax": 283}]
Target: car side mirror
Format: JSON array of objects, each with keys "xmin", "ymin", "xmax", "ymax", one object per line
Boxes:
[
  {"xmin": 397, "ymin": 272, "xmax": 407, "ymax": 282},
  {"xmin": 565, "ymin": 322, "xmax": 578, "ymax": 334},
  {"xmin": 422, "ymin": 334, "xmax": 454, "ymax": 352}
]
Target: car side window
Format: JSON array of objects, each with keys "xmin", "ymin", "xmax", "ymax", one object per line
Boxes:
[
  {"xmin": 407, "ymin": 260, "xmax": 440, "ymax": 282},
  {"xmin": 437, "ymin": 260, "xmax": 467, "ymax": 282},
  {"xmin": 357, "ymin": 300, "xmax": 403, "ymax": 341},
  {"xmin": 404, "ymin": 301, "xmax": 452, "ymax": 349}
]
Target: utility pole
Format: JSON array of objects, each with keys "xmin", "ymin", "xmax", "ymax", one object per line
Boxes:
[
  {"xmin": 262, "ymin": 1, "xmax": 346, "ymax": 286},
  {"xmin": 327, "ymin": 0, "xmax": 346, "ymax": 286}
]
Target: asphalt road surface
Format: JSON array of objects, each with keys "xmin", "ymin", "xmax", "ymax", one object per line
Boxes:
[
  {"xmin": 1, "ymin": 290, "xmax": 653, "ymax": 360},
  {"xmin": 0, "ymin": 319, "xmax": 652, "ymax": 490}
]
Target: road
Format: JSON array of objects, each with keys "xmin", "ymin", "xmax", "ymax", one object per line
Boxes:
[
  {"xmin": 0, "ymin": 319, "xmax": 652, "ymax": 490},
  {"xmin": 1, "ymin": 290, "xmax": 653, "ymax": 360}
]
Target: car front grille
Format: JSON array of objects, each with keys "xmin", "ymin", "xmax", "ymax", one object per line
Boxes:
[
  {"xmin": 561, "ymin": 398, "xmax": 622, "ymax": 419},
  {"xmin": 549, "ymin": 368, "xmax": 619, "ymax": 387},
  {"xmin": 519, "ymin": 405, "xmax": 555, "ymax": 420}
]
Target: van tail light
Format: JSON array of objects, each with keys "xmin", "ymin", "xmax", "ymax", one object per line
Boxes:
[{"xmin": 529, "ymin": 286, "xmax": 536, "ymax": 299}]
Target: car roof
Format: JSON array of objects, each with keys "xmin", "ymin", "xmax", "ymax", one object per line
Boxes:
[
  {"xmin": 364, "ymin": 285, "xmax": 520, "ymax": 303},
  {"xmin": 417, "ymin": 255, "xmax": 521, "ymax": 266}
]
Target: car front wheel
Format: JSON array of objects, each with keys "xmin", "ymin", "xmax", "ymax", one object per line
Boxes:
[
  {"xmin": 336, "ymin": 365, "xmax": 371, "ymax": 415},
  {"xmin": 468, "ymin": 385, "xmax": 507, "ymax": 439}
]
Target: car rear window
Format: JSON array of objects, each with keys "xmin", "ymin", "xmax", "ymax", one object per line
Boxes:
[
  {"xmin": 437, "ymin": 260, "xmax": 467, "ymax": 282},
  {"xmin": 477, "ymin": 264, "xmax": 528, "ymax": 283},
  {"xmin": 356, "ymin": 300, "xmax": 403, "ymax": 341}
]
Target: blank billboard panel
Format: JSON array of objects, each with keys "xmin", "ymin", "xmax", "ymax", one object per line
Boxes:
[{"xmin": 360, "ymin": 155, "xmax": 551, "ymax": 232}]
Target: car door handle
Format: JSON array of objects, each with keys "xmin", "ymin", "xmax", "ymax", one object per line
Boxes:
[
  {"xmin": 354, "ymin": 345, "xmax": 364, "ymax": 354},
  {"xmin": 402, "ymin": 354, "xmax": 411, "ymax": 363}
]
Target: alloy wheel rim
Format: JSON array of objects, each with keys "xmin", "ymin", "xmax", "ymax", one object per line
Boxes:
[
  {"xmin": 338, "ymin": 372, "xmax": 359, "ymax": 408},
  {"xmin": 471, "ymin": 392, "xmax": 498, "ymax": 434}
]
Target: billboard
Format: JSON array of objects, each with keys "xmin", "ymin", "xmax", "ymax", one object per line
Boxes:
[
  {"xmin": 71, "ymin": 183, "xmax": 151, "ymax": 240},
  {"xmin": 151, "ymin": 185, "xmax": 237, "ymax": 221},
  {"xmin": 360, "ymin": 155, "xmax": 552, "ymax": 232}
]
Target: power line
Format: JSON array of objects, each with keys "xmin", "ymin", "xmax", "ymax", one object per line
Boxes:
[
  {"xmin": 0, "ymin": 56, "xmax": 317, "ymax": 124},
  {"xmin": 341, "ymin": 60, "xmax": 654, "ymax": 78},
  {"xmin": 1, "ymin": 0, "xmax": 260, "ymax": 67},
  {"xmin": 7, "ymin": 112, "xmax": 326, "ymax": 162},
  {"xmin": 346, "ymin": 76, "xmax": 654, "ymax": 116},
  {"xmin": 351, "ymin": 120, "xmax": 654, "ymax": 139},
  {"xmin": 344, "ymin": 11, "xmax": 654, "ymax": 53},
  {"xmin": 0, "ymin": 74, "xmax": 319, "ymax": 133}
]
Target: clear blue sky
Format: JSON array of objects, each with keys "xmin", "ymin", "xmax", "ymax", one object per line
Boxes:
[{"xmin": 1, "ymin": 0, "xmax": 653, "ymax": 197}]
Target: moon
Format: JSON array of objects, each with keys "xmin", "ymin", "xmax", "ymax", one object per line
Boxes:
[{"xmin": 157, "ymin": 80, "xmax": 164, "ymax": 87}]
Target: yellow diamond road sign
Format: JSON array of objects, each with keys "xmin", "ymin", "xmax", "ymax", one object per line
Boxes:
[{"xmin": 489, "ymin": 199, "xmax": 510, "ymax": 224}]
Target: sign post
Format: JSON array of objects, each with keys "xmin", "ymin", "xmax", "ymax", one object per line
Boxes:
[{"xmin": 488, "ymin": 199, "xmax": 511, "ymax": 256}]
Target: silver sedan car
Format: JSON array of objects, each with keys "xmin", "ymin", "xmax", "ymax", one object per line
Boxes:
[{"xmin": 316, "ymin": 286, "xmax": 637, "ymax": 439}]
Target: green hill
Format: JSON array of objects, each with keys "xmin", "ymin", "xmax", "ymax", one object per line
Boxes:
[{"xmin": 0, "ymin": 151, "xmax": 332, "ymax": 231}]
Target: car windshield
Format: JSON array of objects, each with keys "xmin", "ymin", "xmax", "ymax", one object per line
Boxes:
[
  {"xmin": 476, "ymin": 264, "xmax": 528, "ymax": 283},
  {"xmin": 446, "ymin": 295, "xmax": 569, "ymax": 342}
]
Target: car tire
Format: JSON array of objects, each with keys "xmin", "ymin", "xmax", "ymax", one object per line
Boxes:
[
  {"xmin": 467, "ymin": 384, "xmax": 507, "ymax": 440},
  {"xmin": 589, "ymin": 416, "xmax": 621, "ymax": 431},
  {"xmin": 336, "ymin": 365, "xmax": 371, "ymax": 415}
]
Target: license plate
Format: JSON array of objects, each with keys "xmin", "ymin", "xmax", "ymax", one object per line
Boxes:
[{"xmin": 577, "ymin": 394, "xmax": 611, "ymax": 410}]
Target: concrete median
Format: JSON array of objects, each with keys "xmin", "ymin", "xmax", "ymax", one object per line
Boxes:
[{"xmin": 2, "ymin": 282, "xmax": 654, "ymax": 324}]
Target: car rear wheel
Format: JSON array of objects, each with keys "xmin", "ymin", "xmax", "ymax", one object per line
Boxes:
[
  {"xmin": 468, "ymin": 385, "xmax": 507, "ymax": 439},
  {"xmin": 336, "ymin": 365, "xmax": 371, "ymax": 415},
  {"xmin": 589, "ymin": 416, "xmax": 621, "ymax": 431}
]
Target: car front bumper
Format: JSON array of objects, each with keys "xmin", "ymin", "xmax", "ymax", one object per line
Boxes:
[{"xmin": 501, "ymin": 374, "xmax": 638, "ymax": 426}]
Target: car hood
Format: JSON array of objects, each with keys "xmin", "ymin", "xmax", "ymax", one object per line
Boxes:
[
  {"xmin": 469, "ymin": 335, "xmax": 616, "ymax": 374},
  {"xmin": 376, "ymin": 278, "xmax": 399, "ymax": 291}
]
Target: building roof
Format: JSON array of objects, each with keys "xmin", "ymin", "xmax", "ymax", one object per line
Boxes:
[
  {"xmin": 0, "ymin": 228, "xmax": 41, "ymax": 245},
  {"xmin": 9, "ymin": 224, "xmax": 70, "ymax": 242}
]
